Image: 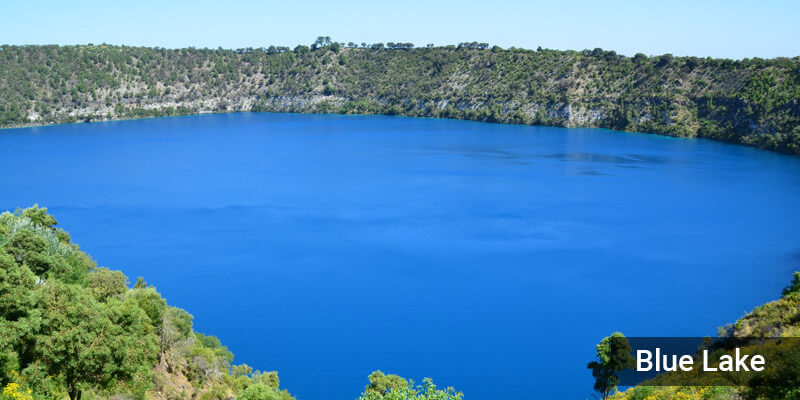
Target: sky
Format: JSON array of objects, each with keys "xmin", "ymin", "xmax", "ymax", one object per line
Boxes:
[{"xmin": 2, "ymin": 0, "xmax": 799, "ymax": 59}]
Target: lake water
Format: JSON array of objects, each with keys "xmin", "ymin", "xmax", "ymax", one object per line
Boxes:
[{"xmin": 2, "ymin": 113, "xmax": 800, "ymax": 400}]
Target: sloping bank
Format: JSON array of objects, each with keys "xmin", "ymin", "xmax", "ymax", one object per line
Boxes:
[{"xmin": 0, "ymin": 44, "xmax": 798, "ymax": 154}]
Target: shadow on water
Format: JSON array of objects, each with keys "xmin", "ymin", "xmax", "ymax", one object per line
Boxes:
[
  {"xmin": 417, "ymin": 146, "xmax": 525, "ymax": 161},
  {"xmin": 575, "ymin": 169, "xmax": 607, "ymax": 176},
  {"xmin": 541, "ymin": 152, "xmax": 677, "ymax": 165}
]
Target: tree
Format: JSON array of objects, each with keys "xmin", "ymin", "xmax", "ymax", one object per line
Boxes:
[
  {"xmin": 0, "ymin": 206, "xmax": 92, "ymax": 284},
  {"xmin": 3, "ymin": 229, "xmax": 61, "ymax": 276},
  {"xmin": 126, "ymin": 285, "xmax": 182, "ymax": 357},
  {"xmin": 160, "ymin": 306, "xmax": 193, "ymax": 355},
  {"xmin": 33, "ymin": 282, "xmax": 158, "ymax": 400},
  {"xmin": 20, "ymin": 204, "xmax": 57, "ymax": 228},
  {"xmin": 133, "ymin": 276, "xmax": 148, "ymax": 289},
  {"xmin": 0, "ymin": 250, "xmax": 39, "ymax": 383},
  {"xmin": 782, "ymin": 271, "xmax": 800, "ymax": 296},
  {"xmin": 657, "ymin": 54, "xmax": 674, "ymax": 67},
  {"xmin": 364, "ymin": 371, "xmax": 407, "ymax": 395},
  {"xmin": 587, "ymin": 332, "xmax": 634, "ymax": 400},
  {"xmin": 88, "ymin": 267, "xmax": 128, "ymax": 301},
  {"xmin": 358, "ymin": 373, "xmax": 461, "ymax": 400},
  {"xmin": 237, "ymin": 371, "xmax": 293, "ymax": 400},
  {"xmin": 684, "ymin": 57, "xmax": 700, "ymax": 70},
  {"xmin": 239, "ymin": 383, "xmax": 281, "ymax": 400}
]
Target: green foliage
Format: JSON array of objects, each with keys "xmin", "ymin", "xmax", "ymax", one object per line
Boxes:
[
  {"xmin": 237, "ymin": 377, "xmax": 293, "ymax": 400},
  {"xmin": 33, "ymin": 281, "xmax": 159, "ymax": 400},
  {"xmin": 782, "ymin": 271, "xmax": 800, "ymax": 297},
  {"xmin": 587, "ymin": 332, "xmax": 635, "ymax": 400},
  {"xmin": 611, "ymin": 386, "xmax": 737, "ymax": 400},
  {"xmin": 358, "ymin": 374, "xmax": 462, "ymax": 400},
  {"xmin": 88, "ymin": 267, "xmax": 128, "ymax": 301},
  {"xmin": 127, "ymin": 285, "xmax": 166, "ymax": 331},
  {"xmin": 730, "ymin": 271, "xmax": 800, "ymax": 337},
  {"xmin": 161, "ymin": 306, "xmax": 193, "ymax": 351},
  {"xmin": 20, "ymin": 205, "xmax": 57, "ymax": 228},
  {"xmin": 0, "ymin": 251, "xmax": 38, "ymax": 384},
  {"xmin": 0, "ymin": 208, "xmax": 93, "ymax": 284},
  {"xmin": 182, "ymin": 333, "xmax": 235, "ymax": 384},
  {"xmin": 364, "ymin": 371, "xmax": 408, "ymax": 395},
  {"xmin": 0, "ymin": 44, "xmax": 798, "ymax": 154}
]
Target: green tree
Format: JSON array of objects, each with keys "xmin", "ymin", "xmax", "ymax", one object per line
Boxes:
[
  {"xmin": 33, "ymin": 282, "xmax": 158, "ymax": 400},
  {"xmin": 88, "ymin": 267, "xmax": 128, "ymax": 301},
  {"xmin": 587, "ymin": 332, "xmax": 634, "ymax": 400},
  {"xmin": 160, "ymin": 306, "xmax": 193, "ymax": 354},
  {"xmin": 358, "ymin": 374, "xmax": 461, "ymax": 400},
  {"xmin": 20, "ymin": 204, "xmax": 57, "ymax": 228},
  {"xmin": 364, "ymin": 371, "xmax": 408, "ymax": 395},
  {"xmin": 782, "ymin": 271, "xmax": 800, "ymax": 297},
  {"xmin": 238, "ymin": 372, "xmax": 293, "ymax": 400},
  {"xmin": 3, "ymin": 229, "xmax": 59, "ymax": 276},
  {"xmin": 0, "ymin": 250, "xmax": 39, "ymax": 383},
  {"xmin": 0, "ymin": 206, "xmax": 92, "ymax": 284}
]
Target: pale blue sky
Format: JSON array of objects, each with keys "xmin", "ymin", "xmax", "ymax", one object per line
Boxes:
[{"xmin": 2, "ymin": 0, "xmax": 798, "ymax": 59}]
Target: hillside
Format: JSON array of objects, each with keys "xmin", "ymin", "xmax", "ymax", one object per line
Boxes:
[{"xmin": 0, "ymin": 40, "xmax": 798, "ymax": 154}]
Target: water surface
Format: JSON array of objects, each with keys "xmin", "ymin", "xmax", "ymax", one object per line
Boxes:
[{"xmin": 2, "ymin": 113, "xmax": 799, "ymax": 400}]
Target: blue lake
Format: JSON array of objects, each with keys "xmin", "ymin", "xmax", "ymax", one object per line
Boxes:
[{"xmin": 2, "ymin": 113, "xmax": 800, "ymax": 399}]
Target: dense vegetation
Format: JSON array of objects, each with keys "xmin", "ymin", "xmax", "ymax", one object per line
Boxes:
[
  {"xmin": 1, "ymin": 38, "xmax": 798, "ymax": 154},
  {"xmin": 0, "ymin": 205, "xmax": 457, "ymax": 400}
]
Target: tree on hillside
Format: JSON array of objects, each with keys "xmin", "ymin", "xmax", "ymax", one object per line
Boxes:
[
  {"xmin": 33, "ymin": 282, "xmax": 159, "ymax": 400},
  {"xmin": 88, "ymin": 267, "xmax": 128, "ymax": 302},
  {"xmin": 237, "ymin": 370, "xmax": 294, "ymax": 400},
  {"xmin": 0, "ymin": 250, "xmax": 39, "ymax": 383},
  {"xmin": 657, "ymin": 54, "xmax": 674, "ymax": 67},
  {"xmin": 782, "ymin": 271, "xmax": 800, "ymax": 296},
  {"xmin": 20, "ymin": 204, "xmax": 57, "ymax": 228},
  {"xmin": 587, "ymin": 332, "xmax": 634, "ymax": 400},
  {"xmin": 358, "ymin": 373, "xmax": 461, "ymax": 400},
  {"xmin": 0, "ymin": 207, "xmax": 93, "ymax": 284},
  {"xmin": 4, "ymin": 229, "xmax": 62, "ymax": 276},
  {"xmin": 364, "ymin": 371, "xmax": 407, "ymax": 396}
]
